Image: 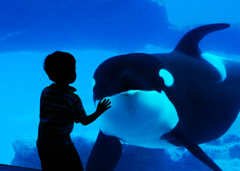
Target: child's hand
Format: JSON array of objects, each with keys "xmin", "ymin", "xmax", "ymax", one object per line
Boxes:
[{"xmin": 96, "ymin": 98, "xmax": 111, "ymax": 114}]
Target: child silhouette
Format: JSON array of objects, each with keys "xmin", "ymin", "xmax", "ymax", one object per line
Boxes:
[{"xmin": 36, "ymin": 51, "xmax": 111, "ymax": 171}]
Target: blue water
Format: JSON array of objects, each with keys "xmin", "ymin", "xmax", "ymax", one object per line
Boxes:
[{"xmin": 1, "ymin": 0, "xmax": 240, "ymax": 170}]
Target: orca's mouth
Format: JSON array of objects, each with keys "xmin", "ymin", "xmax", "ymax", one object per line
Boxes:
[
  {"xmin": 95, "ymin": 90, "xmax": 155, "ymax": 106},
  {"xmin": 119, "ymin": 90, "xmax": 141, "ymax": 96}
]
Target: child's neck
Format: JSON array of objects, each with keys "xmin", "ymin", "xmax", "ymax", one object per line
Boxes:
[{"xmin": 55, "ymin": 82, "xmax": 69, "ymax": 87}]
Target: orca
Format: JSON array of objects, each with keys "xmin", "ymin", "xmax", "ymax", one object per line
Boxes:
[{"xmin": 86, "ymin": 23, "xmax": 240, "ymax": 171}]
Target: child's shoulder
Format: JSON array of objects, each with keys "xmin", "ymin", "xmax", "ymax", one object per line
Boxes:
[
  {"xmin": 42, "ymin": 83, "xmax": 81, "ymax": 102},
  {"xmin": 42, "ymin": 83, "xmax": 76, "ymax": 94},
  {"xmin": 67, "ymin": 85, "xmax": 81, "ymax": 100}
]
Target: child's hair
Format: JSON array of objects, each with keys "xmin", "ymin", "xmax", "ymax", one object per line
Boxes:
[{"xmin": 44, "ymin": 51, "xmax": 76, "ymax": 83}]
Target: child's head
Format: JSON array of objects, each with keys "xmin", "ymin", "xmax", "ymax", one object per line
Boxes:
[{"xmin": 44, "ymin": 51, "xmax": 76, "ymax": 84}]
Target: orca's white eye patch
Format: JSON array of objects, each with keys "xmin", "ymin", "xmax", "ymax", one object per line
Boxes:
[{"xmin": 159, "ymin": 69, "xmax": 174, "ymax": 87}]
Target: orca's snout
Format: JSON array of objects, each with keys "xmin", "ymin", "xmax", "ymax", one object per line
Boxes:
[{"xmin": 120, "ymin": 90, "xmax": 140, "ymax": 96}]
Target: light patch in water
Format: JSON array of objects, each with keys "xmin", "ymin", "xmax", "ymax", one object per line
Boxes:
[
  {"xmin": 201, "ymin": 53, "xmax": 226, "ymax": 82},
  {"xmin": 159, "ymin": 69, "xmax": 174, "ymax": 86}
]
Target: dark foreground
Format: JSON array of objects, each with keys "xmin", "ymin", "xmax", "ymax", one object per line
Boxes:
[{"xmin": 0, "ymin": 164, "xmax": 40, "ymax": 171}]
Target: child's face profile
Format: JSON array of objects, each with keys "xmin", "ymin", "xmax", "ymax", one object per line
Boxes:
[
  {"xmin": 57, "ymin": 64, "xmax": 76, "ymax": 85},
  {"xmin": 68, "ymin": 69, "xmax": 77, "ymax": 84},
  {"xmin": 64, "ymin": 64, "xmax": 77, "ymax": 84}
]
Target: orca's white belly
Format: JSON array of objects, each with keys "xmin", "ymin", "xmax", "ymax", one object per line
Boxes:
[{"xmin": 98, "ymin": 90, "xmax": 179, "ymax": 148}]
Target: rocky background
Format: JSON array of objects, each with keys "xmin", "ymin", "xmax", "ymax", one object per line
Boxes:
[{"xmin": 11, "ymin": 131, "xmax": 240, "ymax": 171}]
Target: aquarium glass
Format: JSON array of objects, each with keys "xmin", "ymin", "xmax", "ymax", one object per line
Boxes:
[{"xmin": 0, "ymin": 0, "xmax": 240, "ymax": 170}]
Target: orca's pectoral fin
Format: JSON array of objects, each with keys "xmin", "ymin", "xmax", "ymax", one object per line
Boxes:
[
  {"xmin": 163, "ymin": 128, "xmax": 222, "ymax": 171},
  {"xmin": 86, "ymin": 130, "xmax": 122, "ymax": 171}
]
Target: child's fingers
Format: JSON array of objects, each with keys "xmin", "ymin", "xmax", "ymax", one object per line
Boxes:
[
  {"xmin": 101, "ymin": 98, "xmax": 106, "ymax": 103},
  {"xmin": 106, "ymin": 105, "xmax": 111, "ymax": 109},
  {"xmin": 104, "ymin": 99, "xmax": 110, "ymax": 103},
  {"xmin": 101, "ymin": 98, "xmax": 110, "ymax": 104},
  {"xmin": 105, "ymin": 100, "xmax": 111, "ymax": 105},
  {"xmin": 106, "ymin": 102, "xmax": 111, "ymax": 108},
  {"xmin": 99, "ymin": 99, "xmax": 111, "ymax": 111}
]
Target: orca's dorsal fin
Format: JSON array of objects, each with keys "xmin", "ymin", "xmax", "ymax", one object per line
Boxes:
[{"xmin": 174, "ymin": 23, "xmax": 230, "ymax": 57}]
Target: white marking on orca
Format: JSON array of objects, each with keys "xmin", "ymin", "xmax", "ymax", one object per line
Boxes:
[
  {"xmin": 92, "ymin": 79, "xmax": 96, "ymax": 89},
  {"xmin": 98, "ymin": 90, "xmax": 179, "ymax": 148},
  {"xmin": 201, "ymin": 53, "xmax": 227, "ymax": 82},
  {"xmin": 159, "ymin": 69, "xmax": 174, "ymax": 86}
]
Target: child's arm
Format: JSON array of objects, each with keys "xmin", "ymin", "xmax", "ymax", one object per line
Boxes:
[{"xmin": 79, "ymin": 98, "xmax": 111, "ymax": 125}]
